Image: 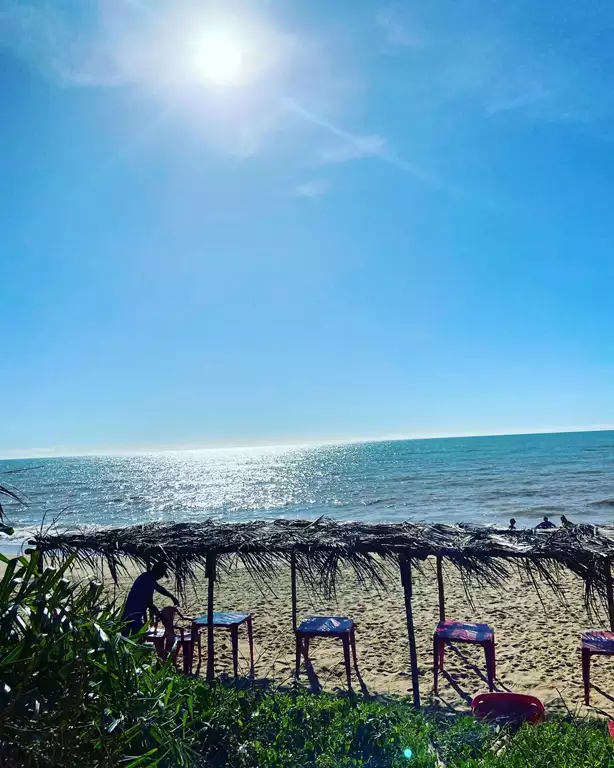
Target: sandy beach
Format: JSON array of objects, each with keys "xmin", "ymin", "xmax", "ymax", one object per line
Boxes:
[{"xmin": 56, "ymin": 555, "xmax": 614, "ymax": 717}]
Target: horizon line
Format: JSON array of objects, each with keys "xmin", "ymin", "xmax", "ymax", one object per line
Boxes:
[{"xmin": 2, "ymin": 425, "xmax": 614, "ymax": 461}]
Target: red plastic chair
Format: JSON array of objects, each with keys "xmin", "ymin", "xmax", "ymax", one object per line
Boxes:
[
  {"xmin": 472, "ymin": 692, "xmax": 545, "ymax": 725},
  {"xmin": 148, "ymin": 606, "xmax": 197, "ymax": 674}
]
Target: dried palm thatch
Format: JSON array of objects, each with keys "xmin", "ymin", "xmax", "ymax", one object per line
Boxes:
[{"xmin": 32, "ymin": 518, "xmax": 614, "ymax": 611}]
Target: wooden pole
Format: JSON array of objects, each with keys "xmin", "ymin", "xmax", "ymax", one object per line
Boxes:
[
  {"xmin": 399, "ymin": 553, "xmax": 420, "ymax": 708},
  {"xmin": 606, "ymin": 559, "xmax": 614, "ymax": 633},
  {"xmin": 290, "ymin": 551, "xmax": 298, "ymax": 633},
  {"xmin": 27, "ymin": 541, "xmax": 43, "ymax": 573},
  {"xmin": 436, "ymin": 556, "xmax": 445, "ymax": 622},
  {"xmin": 206, "ymin": 552, "xmax": 216, "ymax": 682}
]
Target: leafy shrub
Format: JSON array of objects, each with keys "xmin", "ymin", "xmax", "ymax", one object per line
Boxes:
[{"xmin": 0, "ymin": 552, "xmax": 200, "ymax": 767}]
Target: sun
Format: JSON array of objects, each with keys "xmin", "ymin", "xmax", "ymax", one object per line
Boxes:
[{"xmin": 195, "ymin": 30, "xmax": 244, "ymax": 86}]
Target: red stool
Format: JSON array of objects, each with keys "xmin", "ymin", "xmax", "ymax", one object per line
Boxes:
[
  {"xmin": 433, "ymin": 620, "xmax": 495, "ymax": 693},
  {"xmin": 580, "ymin": 631, "xmax": 614, "ymax": 705}
]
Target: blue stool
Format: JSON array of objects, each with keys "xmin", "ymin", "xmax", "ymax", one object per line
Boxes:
[{"xmin": 295, "ymin": 616, "xmax": 358, "ymax": 689}]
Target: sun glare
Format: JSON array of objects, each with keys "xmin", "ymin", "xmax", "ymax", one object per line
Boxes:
[{"xmin": 195, "ymin": 30, "xmax": 244, "ymax": 86}]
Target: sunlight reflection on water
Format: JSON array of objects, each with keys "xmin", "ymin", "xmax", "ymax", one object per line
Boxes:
[{"xmin": 2, "ymin": 432, "xmax": 614, "ymax": 536}]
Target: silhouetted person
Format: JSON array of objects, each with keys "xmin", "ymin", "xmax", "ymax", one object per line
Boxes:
[
  {"xmin": 509, "ymin": 518, "xmax": 517, "ymax": 531},
  {"xmin": 561, "ymin": 514, "xmax": 572, "ymax": 528},
  {"xmin": 535, "ymin": 515, "xmax": 556, "ymax": 530},
  {"xmin": 122, "ymin": 562, "xmax": 178, "ymax": 636}
]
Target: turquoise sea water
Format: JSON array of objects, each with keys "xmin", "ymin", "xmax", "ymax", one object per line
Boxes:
[{"xmin": 2, "ymin": 431, "xmax": 614, "ymax": 540}]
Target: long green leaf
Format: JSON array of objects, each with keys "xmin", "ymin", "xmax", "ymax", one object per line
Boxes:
[{"xmin": 122, "ymin": 748, "xmax": 159, "ymax": 767}]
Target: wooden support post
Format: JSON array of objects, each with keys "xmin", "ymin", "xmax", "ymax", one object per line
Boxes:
[
  {"xmin": 36, "ymin": 548, "xmax": 44, "ymax": 574},
  {"xmin": 206, "ymin": 552, "xmax": 216, "ymax": 682},
  {"xmin": 27, "ymin": 541, "xmax": 43, "ymax": 573},
  {"xmin": 606, "ymin": 559, "xmax": 614, "ymax": 633},
  {"xmin": 399, "ymin": 553, "xmax": 421, "ymax": 708},
  {"xmin": 290, "ymin": 551, "xmax": 298, "ymax": 633},
  {"xmin": 436, "ymin": 556, "xmax": 445, "ymax": 622}
]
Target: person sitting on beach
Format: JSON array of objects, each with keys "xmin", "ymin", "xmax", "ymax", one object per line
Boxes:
[
  {"xmin": 535, "ymin": 515, "xmax": 556, "ymax": 530},
  {"xmin": 121, "ymin": 562, "xmax": 179, "ymax": 636},
  {"xmin": 508, "ymin": 518, "xmax": 517, "ymax": 531}
]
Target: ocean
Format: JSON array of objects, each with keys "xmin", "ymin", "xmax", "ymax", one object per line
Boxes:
[{"xmin": 2, "ymin": 431, "xmax": 614, "ymax": 542}]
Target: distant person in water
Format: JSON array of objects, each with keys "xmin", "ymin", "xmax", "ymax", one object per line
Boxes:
[
  {"xmin": 121, "ymin": 562, "xmax": 179, "ymax": 636},
  {"xmin": 560, "ymin": 514, "xmax": 572, "ymax": 528},
  {"xmin": 509, "ymin": 518, "xmax": 517, "ymax": 531},
  {"xmin": 535, "ymin": 515, "xmax": 556, "ymax": 530}
]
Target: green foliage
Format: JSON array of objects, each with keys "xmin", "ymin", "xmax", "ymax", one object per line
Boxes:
[
  {"xmin": 187, "ymin": 686, "xmax": 614, "ymax": 768},
  {"xmin": 188, "ymin": 685, "xmax": 445, "ymax": 767},
  {"xmin": 473, "ymin": 719, "xmax": 614, "ymax": 768},
  {"xmin": 0, "ymin": 552, "xmax": 200, "ymax": 767},
  {"xmin": 1, "ymin": 551, "xmax": 613, "ymax": 767}
]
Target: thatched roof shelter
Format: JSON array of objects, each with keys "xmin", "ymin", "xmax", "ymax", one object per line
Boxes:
[
  {"xmin": 32, "ymin": 518, "xmax": 614, "ymax": 597},
  {"xmin": 32, "ymin": 519, "xmax": 614, "ymax": 705}
]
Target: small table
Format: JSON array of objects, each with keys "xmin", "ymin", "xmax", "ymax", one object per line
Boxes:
[
  {"xmin": 295, "ymin": 616, "xmax": 358, "ymax": 689},
  {"xmin": 192, "ymin": 611, "xmax": 255, "ymax": 678},
  {"xmin": 580, "ymin": 631, "xmax": 614, "ymax": 704},
  {"xmin": 433, "ymin": 620, "xmax": 495, "ymax": 693}
]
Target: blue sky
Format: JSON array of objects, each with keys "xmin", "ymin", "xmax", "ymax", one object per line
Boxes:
[{"xmin": 2, "ymin": 0, "xmax": 614, "ymax": 457}]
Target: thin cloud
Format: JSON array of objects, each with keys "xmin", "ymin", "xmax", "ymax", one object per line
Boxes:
[
  {"xmin": 319, "ymin": 135, "xmax": 387, "ymax": 164},
  {"xmin": 285, "ymin": 97, "xmax": 448, "ymax": 190},
  {"xmin": 285, "ymin": 97, "xmax": 497, "ymax": 206},
  {"xmin": 0, "ymin": 0, "xmax": 151, "ymax": 87},
  {"xmin": 485, "ymin": 84, "xmax": 554, "ymax": 116},
  {"xmin": 294, "ymin": 179, "xmax": 330, "ymax": 197},
  {"xmin": 375, "ymin": 9, "xmax": 424, "ymax": 48},
  {"xmin": 372, "ymin": 1, "xmax": 614, "ymax": 127}
]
